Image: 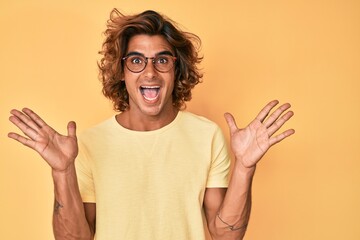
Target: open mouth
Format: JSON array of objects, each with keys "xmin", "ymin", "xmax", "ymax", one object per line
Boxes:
[{"xmin": 140, "ymin": 86, "xmax": 160, "ymax": 101}]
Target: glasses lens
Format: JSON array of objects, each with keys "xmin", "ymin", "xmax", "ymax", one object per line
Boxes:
[
  {"xmin": 124, "ymin": 55, "xmax": 175, "ymax": 73},
  {"xmin": 125, "ymin": 55, "xmax": 146, "ymax": 72},
  {"xmin": 154, "ymin": 55, "xmax": 175, "ymax": 72}
]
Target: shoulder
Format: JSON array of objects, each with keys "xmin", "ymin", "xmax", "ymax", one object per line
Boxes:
[
  {"xmin": 179, "ymin": 111, "xmax": 222, "ymax": 133},
  {"xmin": 180, "ymin": 111, "xmax": 215, "ymax": 124},
  {"xmin": 78, "ymin": 116, "xmax": 117, "ymax": 143}
]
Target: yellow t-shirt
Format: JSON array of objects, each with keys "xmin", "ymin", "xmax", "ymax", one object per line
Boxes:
[{"xmin": 75, "ymin": 111, "xmax": 230, "ymax": 240}]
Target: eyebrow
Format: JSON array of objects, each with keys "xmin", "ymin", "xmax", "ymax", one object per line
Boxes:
[{"xmin": 125, "ymin": 50, "xmax": 174, "ymax": 57}]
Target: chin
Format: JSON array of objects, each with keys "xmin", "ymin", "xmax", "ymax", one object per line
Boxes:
[{"xmin": 140, "ymin": 105, "xmax": 163, "ymax": 116}]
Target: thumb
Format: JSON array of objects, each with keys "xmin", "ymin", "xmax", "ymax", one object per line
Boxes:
[
  {"xmin": 224, "ymin": 112, "xmax": 238, "ymax": 133},
  {"xmin": 67, "ymin": 121, "xmax": 77, "ymax": 138}
]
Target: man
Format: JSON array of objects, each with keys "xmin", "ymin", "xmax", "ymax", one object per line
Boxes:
[{"xmin": 8, "ymin": 9, "xmax": 294, "ymax": 240}]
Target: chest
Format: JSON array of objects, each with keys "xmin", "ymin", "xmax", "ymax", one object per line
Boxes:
[{"xmin": 89, "ymin": 133, "xmax": 212, "ymax": 202}]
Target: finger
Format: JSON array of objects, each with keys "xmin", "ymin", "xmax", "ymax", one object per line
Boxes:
[
  {"xmin": 9, "ymin": 115, "xmax": 39, "ymax": 140},
  {"xmin": 10, "ymin": 109, "xmax": 41, "ymax": 131},
  {"xmin": 224, "ymin": 112, "xmax": 238, "ymax": 133},
  {"xmin": 267, "ymin": 111, "xmax": 294, "ymax": 137},
  {"xmin": 8, "ymin": 132, "xmax": 36, "ymax": 149},
  {"xmin": 256, "ymin": 100, "xmax": 279, "ymax": 123},
  {"xmin": 264, "ymin": 103, "xmax": 291, "ymax": 128},
  {"xmin": 269, "ymin": 129, "xmax": 295, "ymax": 146},
  {"xmin": 22, "ymin": 108, "xmax": 47, "ymax": 128},
  {"xmin": 67, "ymin": 121, "xmax": 77, "ymax": 138}
]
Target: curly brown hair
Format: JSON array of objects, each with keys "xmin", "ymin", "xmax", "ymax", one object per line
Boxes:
[{"xmin": 98, "ymin": 9, "xmax": 203, "ymax": 112}]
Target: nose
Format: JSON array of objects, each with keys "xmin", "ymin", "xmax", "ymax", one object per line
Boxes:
[{"xmin": 142, "ymin": 59, "xmax": 157, "ymax": 78}]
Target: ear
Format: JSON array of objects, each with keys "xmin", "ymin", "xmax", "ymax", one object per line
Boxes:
[{"xmin": 120, "ymin": 72, "xmax": 125, "ymax": 81}]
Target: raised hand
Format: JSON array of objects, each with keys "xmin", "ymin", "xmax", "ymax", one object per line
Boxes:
[
  {"xmin": 224, "ymin": 100, "xmax": 295, "ymax": 168},
  {"xmin": 8, "ymin": 108, "xmax": 78, "ymax": 172}
]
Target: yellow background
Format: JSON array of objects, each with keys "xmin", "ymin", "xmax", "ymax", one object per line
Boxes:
[{"xmin": 1, "ymin": 0, "xmax": 359, "ymax": 239}]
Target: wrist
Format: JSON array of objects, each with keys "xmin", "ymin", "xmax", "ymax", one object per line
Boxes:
[
  {"xmin": 234, "ymin": 159, "xmax": 256, "ymax": 177},
  {"xmin": 52, "ymin": 163, "xmax": 76, "ymax": 179},
  {"xmin": 51, "ymin": 163, "xmax": 79, "ymax": 194}
]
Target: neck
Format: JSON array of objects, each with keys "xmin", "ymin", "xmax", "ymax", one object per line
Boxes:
[{"xmin": 116, "ymin": 107, "xmax": 179, "ymax": 131}]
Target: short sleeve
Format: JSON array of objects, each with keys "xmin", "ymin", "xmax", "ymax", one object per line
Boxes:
[
  {"xmin": 206, "ymin": 126, "xmax": 231, "ymax": 188},
  {"xmin": 75, "ymin": 139, "xmax": 96, "ymax": 203}
]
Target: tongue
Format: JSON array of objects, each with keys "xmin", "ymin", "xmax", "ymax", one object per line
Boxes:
[{"xmin": 143, "ymin": 88, "xmax": 158, "ymax": 99}]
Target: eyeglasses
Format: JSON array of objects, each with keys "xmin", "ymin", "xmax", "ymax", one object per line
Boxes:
[{"xmin": 122, "ymin": 54, "xmax": 177, "ymax": 73}]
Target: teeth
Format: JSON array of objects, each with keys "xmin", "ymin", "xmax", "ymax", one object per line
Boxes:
[
  {"xmin": 141, "ymin": 86, "xmax": 160, "ymax": 89},
  {"xmin": 143, "ymin": 95, "xmax": 157, "ymax": 101},
  {"xmin": 140, "ymin": 86, "xmax": 160, "ymax": 101}
]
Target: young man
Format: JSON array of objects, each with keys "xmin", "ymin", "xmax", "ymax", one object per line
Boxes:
[{"xmin": 8, "ymin": 9, "xmax": 294, "ymax": 240}]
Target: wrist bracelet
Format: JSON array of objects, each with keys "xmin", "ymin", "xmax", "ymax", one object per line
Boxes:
[{"xmin": 216, "ymin": 212, "xmax": 248, "ymax": 231}]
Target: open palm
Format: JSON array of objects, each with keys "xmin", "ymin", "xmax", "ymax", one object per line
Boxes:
[
  {"xmin": 224, "ymin": 100, "xmax": 295, "ymax": 168},
  {"xmin": 8, "ymin": 108, "xmax": 78, "ymax": 172}
]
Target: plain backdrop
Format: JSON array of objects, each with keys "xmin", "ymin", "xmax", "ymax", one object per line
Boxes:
[{"xmin": 1, "ymin": 0, "xmax": 359, "ymax": 239}]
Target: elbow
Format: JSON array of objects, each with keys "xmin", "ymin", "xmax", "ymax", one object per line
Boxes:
[
  {"xmin": 53, "ymin": 228, "xmax": 93, "ymax": 240},
  {"xmin": 53, "ymin": 216, "xmax": 93, "ymax": 240}
]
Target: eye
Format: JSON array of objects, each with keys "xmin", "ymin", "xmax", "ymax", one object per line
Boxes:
[
  {"xmin": 129, "ymin": 56, "xmax": 144, "ymax": 65},
  {"xmin": 156, "ymin": 55, "xmax": 170, "ymax": 64}
]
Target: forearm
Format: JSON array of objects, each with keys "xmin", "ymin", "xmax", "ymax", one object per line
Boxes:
[
  {"xmin": 52, "ymin": 164, "xmax": 93, "ymax": 240},
  {"xmin": 210, "ymin": 161, "xmax": 255, "ymax": 239}
]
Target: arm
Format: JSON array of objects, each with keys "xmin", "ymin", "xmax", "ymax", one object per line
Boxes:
[
  {"xmin": 8, "ymin": 108, "xmax": 94, "ymax": 239},
  {"xmin": 204, "ymin": 167, "xmax": 254, "ymax": 239},
  {"xmin": 52, "ymin": 166, "xmax": 95, "ymax": 239},
  {"xmin": 204, "ymin": 100, "xmax": 295, "ymax": 239}
]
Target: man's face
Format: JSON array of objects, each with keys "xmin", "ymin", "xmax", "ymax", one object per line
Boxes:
[{"xmin": 123, "ymin": 34, "xmax": 176, "ymax": 118}]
